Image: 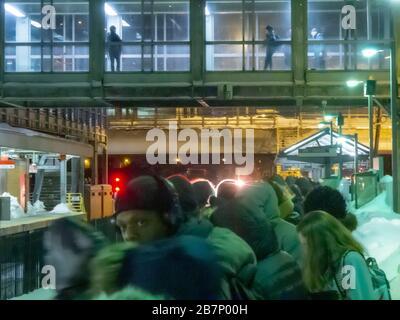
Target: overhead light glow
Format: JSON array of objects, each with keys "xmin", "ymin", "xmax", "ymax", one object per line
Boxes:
[
  {"xmin": 104, "ymin": 3, "xmax": 118, "ymax": 16},
  {"xmin": 362, "ymin": 48, "xmax": 380, "ymax": 58},
  {"xmin": 31, "ymin": 20, "xmax": 42, "ymax": 28},
  {"xmin": 122, "ymin": 19, "xmax": 130, "ymax": 27},
  {"xmin": 346, "ymin": 80, "xmax": 362, "ymax": 88},
  {"xmin": 324, "ymin": 115, "xmax": 334, "ymax": 122},
  {"xmin": 236, "ymin": 179, "xmax": 245, "ymax": 187},
  {"xmin": 205, "ymin": 5, "xmax": 210, "ymax": 16},
  {"xmin": 5, "ymin": 3, "xmax": 26, "ymax": 17}
]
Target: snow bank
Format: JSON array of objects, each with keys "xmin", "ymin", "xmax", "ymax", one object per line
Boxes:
[
  {"xmin": 27, "ymin": 200, "xmax": 46, "ymax": 216},
  {"xmin": 0, "ymin": 193, "xmax": 24, "ymax": 219},
  {"xmin": 352, "ymin": 191, "xmax": 398, "ymax": 225},
  {"xmin": 354, "ymin": 218, "xmax": 400, "ymax": 281},
  {"xmin": 351, "ymin": 186, "xmax": 400, "ymax": 281},
  {"xmin": 50, "ymin": 203, "xmax": 73, "ymax": 214}
]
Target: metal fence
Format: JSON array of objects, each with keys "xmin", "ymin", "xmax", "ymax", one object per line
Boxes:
[{"xmin": 354, "ymin": 172, "xmax": 379, "ymax": 209}]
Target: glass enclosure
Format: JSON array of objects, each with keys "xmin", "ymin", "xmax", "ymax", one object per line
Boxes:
[
  {"xmin": 104, "ymin": 0, "xmax": 190, "ymax": 72},
  {"xmin": 205, "ymin": 0, "xmax": 292, "ymax": 71},
  {"xmin": 4, "ymin": 0, "xmax": 89, "ymax": 72}
]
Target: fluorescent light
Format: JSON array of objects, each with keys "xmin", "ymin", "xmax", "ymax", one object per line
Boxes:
[
  {"xmin": 318, "ymin": 123, "xmax": 326, "ymax": 129},
  {"xmin": 362, "ymin": 48, "xmax": 381, "ymax": 58},
  {"xmin": 5, "ymin": 3, "xmax": 26, "ymax": 17},
  {"xmin": 104, "ymin": 3, "xmax": 118, "ymax": 16},
  {"xmin": 122, "ymin": 19, "xmax": 130, "ymax": 27},
  {"xmin": 324, "ymin": 115, "xmax": 334, "ymax": 122},
  {"xmin": 205, "ymin": 5, "xmax": 210, "ymax": 16},
  {"xmin": 31, "ymin": 20, "xmax": 42, "ymax": 28},
  {"xmin": 346, "ymin": 80, "xmax": 362, "ymax": 88}
]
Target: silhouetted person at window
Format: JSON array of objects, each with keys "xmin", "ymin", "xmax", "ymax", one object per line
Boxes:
[
  {"xmin": 310, "ymin": 27, "xmax": 326, "ymax": 70},
  {"xmin": 107, "ymin": 26, "xmax": 122, "ymax": 72},
  {"xmin": 264, "ymin": 25, "xmax": 279, "ymax": 70}
]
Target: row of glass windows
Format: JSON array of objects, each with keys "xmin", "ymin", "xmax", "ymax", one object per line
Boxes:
[{"xmin": 3, "ymin": 0, "xmax": 392, "ymax": 72}]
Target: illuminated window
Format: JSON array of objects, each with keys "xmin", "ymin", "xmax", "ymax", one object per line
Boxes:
[
  {"xmin": 205, "ymin": 0, "xmax": 292, "ymax": 71},
  {"xmin": 4, "ymin": 0, "xmax": 90, "ymax": 72},
  {"xmin": 105, "ymin": 1, "xmax": 190, "ymax": 72},
  {"xmin": 308, "ymin": 0, "xmax": 391, "ymax": 70}
]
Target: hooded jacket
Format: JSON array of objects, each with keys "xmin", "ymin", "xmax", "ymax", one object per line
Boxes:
[
  {"xmin": 90, "ymin": 236, "xmax": 222, "ymax": 300},
  {"xmin": 178, "ymin": 217, "xmax": 259, "ymax": 299},
  {"xmin": 211, "ymin": 200, "xmax": 307, "ymax": 300},
  {"xmin": 235, "ymin": 182, "xmax": 303, "ymax": 264}
]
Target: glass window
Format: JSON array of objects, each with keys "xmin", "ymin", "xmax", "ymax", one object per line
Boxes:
[
  {"xmin": 308, "ymin": 0, "xmax": 391, "ymax": 70},
  {"xmin": 105, "ymin": 0, "xmax": 190, "ymax": 72},
  {"xmin": 205, "ymin": 0, "xmax": 292, "ymax": 71},
  {"xmin": 4, "ymin": 0, "xmax": 89, "ymax": 72}
]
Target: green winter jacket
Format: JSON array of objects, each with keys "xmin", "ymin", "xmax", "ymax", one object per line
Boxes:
[
  {"xmin": 211, "ymin": 199, "xmax": 307, "ymax": 300},
  {"xmin": 178, "ymin": 218, "xmax": 259, "ymax": 299},
  {"xmin": 236, "ymin": 182, "xmax": 303, "ymax": 264}
]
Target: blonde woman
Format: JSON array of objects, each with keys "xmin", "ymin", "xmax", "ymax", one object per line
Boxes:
[{"xmin": 297, "ymin": 211, "xmax": 377, "ymax": 300}]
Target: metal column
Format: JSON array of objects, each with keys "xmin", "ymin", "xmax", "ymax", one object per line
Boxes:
[
  {"xmin": 0, "ymin": 2, "xmax": 4, "ymax": 91},
  {"xmin": 60, "ymin": 159, "xmax": 67, "ymax": 204},
  {"xmin": 70, "ymin": 157, "xmax": 80, "ymax": 193},
  {"xmin": 368, "ymin": 94, "xmax": 374, "ymax": 169},
  {"xmin": 391, "ymin": 7, "xmax": 400, "ymax": 213},
  {"xmin": 190, "ymin": 0, "xmax": 205, "ymax": 85},
  {"xmin": 390, "ymin": 43, "xmax": 399, "ymax": 213},
  {"xmin": 354, "ymin": 133, "xmax": 359, "ymax": 175}
]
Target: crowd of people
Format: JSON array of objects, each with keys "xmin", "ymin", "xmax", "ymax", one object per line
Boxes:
[{"xmin": 43, "ymin": 173, "xmax": 388, "ymax": 300}]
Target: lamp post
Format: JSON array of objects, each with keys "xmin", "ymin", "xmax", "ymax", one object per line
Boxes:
[
  {"xmin": 365, "ymin": 78, "xmax": 376, "ymax": 170},
  {"xmin": 361, "ymin": 46, "xmax": 398, "ymax": 212}
]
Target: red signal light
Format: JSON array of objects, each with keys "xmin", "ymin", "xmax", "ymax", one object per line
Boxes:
[
  {"xmin": 115, "ymin": 177, "xmax": 120, "ymax": 182},
  {"xmin": 115, "ymin": 187, "xmax": 120, "ymax": 192}
]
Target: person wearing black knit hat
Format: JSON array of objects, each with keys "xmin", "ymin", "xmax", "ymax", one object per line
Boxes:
[
  {"xmin": 115, "ymin": 175, "xmax": 183, "ymax": 244},
  {"xmin": 167, "ymin": 174, "xmax": 199, "ymax": 219},
  {"xmin": 303, "ymin": 186, "xmax": 358, "ymax": 231}
]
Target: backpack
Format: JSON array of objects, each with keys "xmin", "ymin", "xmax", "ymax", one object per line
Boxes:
[
  {"xmin": 365, "ymin": 257, "xmax": 392, "ymax": 300},
  {"xmin": 334, "ymin": 251, "xmax": 391, "ymax": 300}
]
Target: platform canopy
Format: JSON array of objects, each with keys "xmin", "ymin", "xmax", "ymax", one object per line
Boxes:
[
  {"xmin": 278, "ymin": 128, "xmax": 370, "ymax": 165},
  {"xmin": 0, "ymin": 123, "xmax": 93, "ymax": 158}
]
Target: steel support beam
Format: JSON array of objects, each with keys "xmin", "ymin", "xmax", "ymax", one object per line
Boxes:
[
  {"xmin": 70, "ymin": 157, "xmax": 80, "ymax": 193},
  {"xmin": 292, "ymin": 0, "xmax": 307, "ymax": 97},
  {"xmin": 391, "ymin": 5, "xmax": 400, "ymax": 213},
  {"xmin": 368, "ymin": 95, "xmax": 374, "ymax": 168},
  {"xmin": 32, "ymin": 156, "xmax": 48, "ymax": 203},
  {"xmin": 90, "ymin": 0, "xmax": 106, "ymax": 99},
  {"xmin": 60, "ymin": 159, "xmax": 67, "ymax": 204},
  {"xmin": 190, "ymin": 0, "xmax": 205, "ymax": 85},
  {"xmin": 0, "ymin": 2, "xmax": 4, "ymax": 98}
]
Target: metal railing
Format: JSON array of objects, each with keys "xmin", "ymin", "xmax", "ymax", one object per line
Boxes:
[{"xmin": 0, "ymin": 108, "xmax": 107, "ymax": 145}]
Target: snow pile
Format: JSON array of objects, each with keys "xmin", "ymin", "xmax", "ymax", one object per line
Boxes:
[
  {"xmin": 352, "ymin": 186, "xmax": 400, "ymax": 281},
  {"xmin": 352, "ymin": 191, "xmax": 398, "ymax": 225},
  {"xmin": 0, "ymin": 193, "xmax": 24, "ymax": 219},
  {"xmin": 50, "ymin": 203, "xmax": 73, "ymax": 214},
  {"xmin": 27, "ymin": 200, "xmax": 46, "ymax": 216},
  {"xmin": 354, "ymin": 218, "xmax": 400, "ymax": 281}
]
